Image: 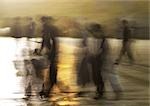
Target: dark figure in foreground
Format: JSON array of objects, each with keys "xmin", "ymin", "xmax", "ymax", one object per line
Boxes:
[
  {"xmin": 88, "ymin": 23, "xmax": 122, "ymax": 99},
  {"xmin": 87, "ymin": 23, "xmax": 105, "ymax": 99},
  {"xmin": 39, "ymin": 16, "xmax": 58, "ymax": 98},
  {"xmin": 115, "ymin": 20, "xmax": 134, "ymax": 65}
]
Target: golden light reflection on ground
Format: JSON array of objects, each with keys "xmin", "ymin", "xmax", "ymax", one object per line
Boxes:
[
  {"xmin": 0, "ymin": 37, "xmax": 149, "ymax": 106},
  {"xmin": 57, "ymin": 42, "xmax": 79, "ymax": 92}
]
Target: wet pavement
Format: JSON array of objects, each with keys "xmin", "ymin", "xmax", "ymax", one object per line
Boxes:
[{"xmin": 0, "ymin": 37, "xmax": 149, "ymax": 106}]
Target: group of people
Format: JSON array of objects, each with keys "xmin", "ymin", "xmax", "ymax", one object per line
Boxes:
[
  {"xmin": 77, "ymin": 23, "xmax": 124, "ymax": 100},
  {"xmin": 23, "ymin": 16, "xmax": 135, "ymax": 100},
  {"xmin": 81, "ymin": 20, "xmax": 135, "ymax": 100}
]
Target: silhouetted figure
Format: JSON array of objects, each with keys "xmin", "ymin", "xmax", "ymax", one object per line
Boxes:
[
  {"xmin": 77, "ymin": 30, "xmax": 91, "ymax": 86},
  {"xmin": 88, "ymin": 23, "xmax": 122, "ymax": 99},
  {"xmin": 87, "ymin": 23, "xmax": 105, "ymax": 99},
  {"xmin": 115, "ymin": 20, "xmax": 134, "ymax": 64},
  {"xmin": 39, "ymin": 16, "xmax": 58, "ymax": 98},
  {"xmin": 75, "ymin": 30, "xmax": 92, "ymax": 97},
  {"xmin": 98, "ymin": 37, "xmax": 122, "ymax": 100},
  {"xmin": 77, "ymin": 51, "xmax": 91, "ymax": 87}
]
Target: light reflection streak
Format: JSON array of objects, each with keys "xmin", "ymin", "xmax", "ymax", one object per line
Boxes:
[{"xmin": 0, "ymin": 37, "xmax": 149, "ymax": 105}]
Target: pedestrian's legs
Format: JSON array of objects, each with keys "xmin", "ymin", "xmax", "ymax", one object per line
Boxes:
[
  {"xmin": 96, "ymin": 76, "xmax": 104, "ymax": 96},
  {"xmin": 126, "ymin": 41, "xmax": 134, "ymax": 63},
  {"xmin": 25, "ymin": 76, "xmax": 32, "ymax": 97},
  {"xmin": 44, "ymin": 62, "xmax": 57, "ymax": 97},
  {"xmin": 108, "ymin": 72, "xmax": 122, "ymax": 92},
  {"xmin": 91, "ymin": 57, "xmax": 104, "ymax": 99},
  {"xmin": 102, "ymin": 62, "xmax": 122, "ymax": 99},
  {"xmin": 39, "ymin": 63, "xmax": 57, "ymax": 98},
  {"xmin": 115, "ymin": 42, "xmax": 126, "ymax": 64},
  {"xmin": 108, "ymin": 70, "xmax": 122, "ymax": 99}
]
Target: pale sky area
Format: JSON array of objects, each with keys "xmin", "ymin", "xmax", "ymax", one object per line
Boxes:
[
  {"xmin": 0, "ymin": 0, "xmax": 149, "ymax": 38},
  {"xmin": 0, "ymin": 0, "xmax": 148, "ymax": 22},
  {"xmin": 0, "ymin": 0, "xmax": 149, "ymax": 30}
]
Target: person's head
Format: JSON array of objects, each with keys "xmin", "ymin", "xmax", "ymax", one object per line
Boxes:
[
  {"xmin": 122, "ymin": 19, "xmax": 129, "ymax": 26},
  {"xmin": 88, "ymin": 23, "xmax": 102, "ymax": 33},
  {"xmin": 41, "ymin": 16, "xmax": 48, "ymax": 24},
  {"xmin": 41, "ymin": 16, "xmax": 54, "ymax": 24},
  {"xmin": 87, "ymin": 23, "xmax": 104, "ymax": 38}
]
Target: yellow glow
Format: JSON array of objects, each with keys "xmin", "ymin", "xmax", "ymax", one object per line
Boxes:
[{"xmin": 0, "ymin": 0, "xmax": 148, "ymax": 25}]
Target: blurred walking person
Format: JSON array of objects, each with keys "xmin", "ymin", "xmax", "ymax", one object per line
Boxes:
[
  {"xmin": 88, "ymin": 23, "xmax": 122, "ymax": 99},
  {"xmin": 98, "ymin": 37, "xmax": 122, "ymax": 100},
  {"xmin": 87, "ymin": 23, "xmax": 105, "ymax": 99},
  {"xmin": 39, "ymin": 16, "xmax": 59, "ymax": 98},
  {"xmin": 76, "ymin": 29, "xmax": 92, "ymax": 96},
  {"xmin": 115, "ymin": 20, "xmax": 134, "ymax": 65}
]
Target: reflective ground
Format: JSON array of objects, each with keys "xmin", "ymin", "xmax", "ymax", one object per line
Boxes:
[{"xmin": 0, "ymin": 37, "xmax": 149, "ymax": 106}]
